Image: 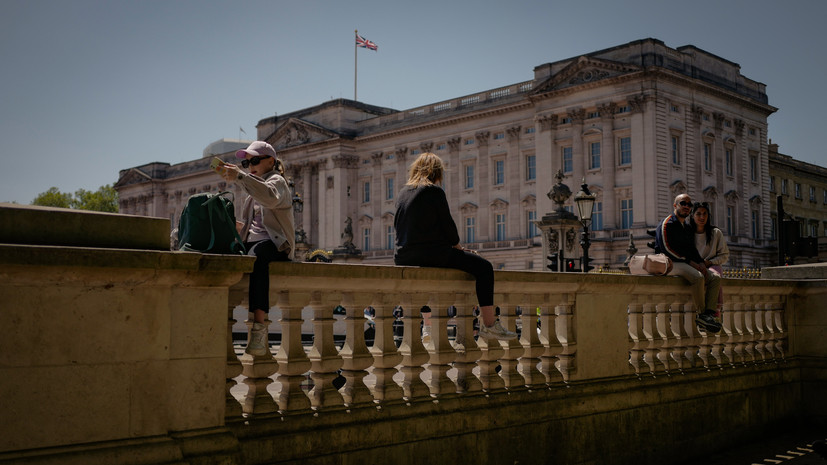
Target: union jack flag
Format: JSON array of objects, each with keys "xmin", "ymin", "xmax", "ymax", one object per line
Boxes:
[{"xmin": 356, "ymin": 33, "xmax": 378, "ymax": 51}]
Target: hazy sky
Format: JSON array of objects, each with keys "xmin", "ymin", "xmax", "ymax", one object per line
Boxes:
[{"xmin": 2, "ymin": 0, "xmax": 825, "ymax": 204}]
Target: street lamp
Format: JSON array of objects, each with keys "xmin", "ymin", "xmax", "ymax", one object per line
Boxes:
[{"xmin": 574, "ymin": 179, "xmax": 596, "ymax": 272}]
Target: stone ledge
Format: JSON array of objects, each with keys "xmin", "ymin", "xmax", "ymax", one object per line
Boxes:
[{"xmin": 0, "ymin": 203, "xmax": 170, "ymax": 250}]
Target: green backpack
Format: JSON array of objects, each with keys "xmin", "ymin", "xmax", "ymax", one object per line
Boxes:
[{"xmin": 177, "ymin": 192, "xmax": 246, "ymax": 254}]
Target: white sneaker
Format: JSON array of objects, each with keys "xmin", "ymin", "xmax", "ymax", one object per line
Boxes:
[
  {"xmin": 479, "ymin": 321, "xmax": 517, "ymax": 341},
  {"xmin": 421, "ymin": 325, "xmax": 432, "ymax": 344},
  {"xmin": 245, "ymin": 322, "xmax": 269, "ymax": 356}
]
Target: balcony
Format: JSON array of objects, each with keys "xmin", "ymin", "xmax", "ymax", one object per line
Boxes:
[{"xmin": 1, "ymin": 204, "xmax": 826, "ymax": 465}]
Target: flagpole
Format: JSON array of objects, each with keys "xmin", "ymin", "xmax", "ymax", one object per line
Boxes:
[{"xmin": 354, "ymin": 29, "xmax": 358, "ymax": 101}]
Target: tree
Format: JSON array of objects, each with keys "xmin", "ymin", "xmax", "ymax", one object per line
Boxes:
[
  {"xmin": 31, "ymin": 185, "xmax": 119, "ymax": 213},
  {"xmin": 32, "ymin": 187, "xmax": 73, "ymax": 208}
]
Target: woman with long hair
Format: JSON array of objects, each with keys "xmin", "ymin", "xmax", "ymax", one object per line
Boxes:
[
  {"xmin": 689, "ymin": 202, "xmax": 729, "ymax": 313},
  {"xmin": 394, "ymin": 152, "xmax": 516, "ymax": 340}
]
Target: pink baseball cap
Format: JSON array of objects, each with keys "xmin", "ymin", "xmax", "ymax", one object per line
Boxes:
[{"xmin": 236, "ymin": 141, "xmax": 276, "ymax": 159}]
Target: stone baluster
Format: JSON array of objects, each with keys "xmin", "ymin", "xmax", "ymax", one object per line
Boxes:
[
  {"xmin": 240, "ymin": 313, "xmax": 279, "ymax": 416},
  {"xmin": 498, "ymin": 296, "xmax": 526, "ymax": 391},
  {"xmin": 720, "ymin": 301, "xmax": 737, "ymax": 368},
  {"xmin": 368, "ymin": 293, "xmax": 404, "ymax": 405},
  {"xmin": 641, "ymin": 301, "xmax": 658, "ymax": 376},
  {"xmin": 751, "ymin": 297, "xmax": 768, "ymax": 363},
  {"xmin": 424, "ymin": 293, "xmax": 459, "ymax": 399},
  {"xmin": 731, "ymin": 297, "xmax": 747, "ymax": 366},
  {"xmin": 760, "ymin": 301, "xmax": 777, "ymax": 361},
  {"xmin": 681, "ymin": 301, "xmax": 700, "ymax": 369},
  {"xmin": 655, "ymin": 300, "xmax": 672, "ymax": 375},
  {"xmin": 742, "ymin": 296, "xmax": 757, "ymax": 365},
  {"xmin": 627, "ymin": 300, "xmax": 645, "ymax": 379},
  {"xmin": 307, "ymin": 291, "xmax": 344, "ymax": 410},
  {"xmin": 554, "ymin": 295, "xmax": 576, "ymax": 384},
  {"xmin": 338, "ymin": 291, "xmax": 375, "ymax": 408},
  {"xmin": 273, "ymin": 290, "xmax": 312, "ymax": 413},
  {"xmin": 477, "ymin": 304, "xmax": 506, "ymax": 392},
  {"xmin": 538, "ymin": 295, "xmax": 563, "ymax": 385},
  {"xmin": 226, "ymin": 301, "xmax": 244, "ymax": 420},
  {"xmin": 772, "ymin": 297, "xmax": 787, "ymax": 361},
  {"xmin": 667, "ymin": 297, "xmax": 686, "ymax": 374},
  {"xmin": 397, "ymin": 294, "xmax": 430, "ymax": 401},
  {"xmin": 518, "ymin": 294, "xmax": 546, "ymax": 390},
  {"xmin": 452, "ymin": 294, "xmax": 482, "ymax": 394}
]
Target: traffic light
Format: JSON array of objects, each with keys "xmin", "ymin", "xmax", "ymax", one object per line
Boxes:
[
  {"xmin": 564, "ymin": 258, "xmax": 577, "ymax": 272},
  {"xmin": 582, "ymin": 256, "xmax": 594, "ymax": 272},
  {"xmin": 547, "ymin": 253, "xmax": 558, "ymax": 271}
]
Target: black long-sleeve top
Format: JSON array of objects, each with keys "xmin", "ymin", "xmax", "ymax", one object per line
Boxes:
[{"xmin": 394, "ymin": 184, "xmax": 460, "ymax": 261}]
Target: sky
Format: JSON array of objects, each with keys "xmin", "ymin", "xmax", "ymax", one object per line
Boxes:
[{"xmin": 1, "ymin": 0, "xmax": 825, "ymax": 204}]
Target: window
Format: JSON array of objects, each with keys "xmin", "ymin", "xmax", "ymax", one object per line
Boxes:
[
  {"xmin": 770, "ymin": 176, "xmax": 776, "ymax": 192},
  {"xmin": 526, "ymin": 155, "xmax": 536, "ymax": 181},
  {"xmin": 771, "ymin": 216, "xmax": 777, "ymax": 240},
  {"xmin": 810, "ymin": 222, "xmax": 819, "ymax": 237},
  {"xmin": 386, "ymin": 177, "xmax": 394, "ymax": 200},
  {"xmin": 465, "ymin": 217, "xmax": 476, "ymax": 243},
  {"xmin": 386, "ymin": 225, "xmax": 394, "ymax": 249},
  {"xmin": 562, "ymin": 146, "xmax": 573, "ymax": 173},
  {"xmin": 670, "ymin": 104, "xmax": 680, "ymax": 113},
  {"xmin": 464, "ymin": 165, "xmax": 475, "ymax": 189},
  {"xmin": 824, "ymin": 189, "xmax": 827, "ymax": 204},
  {"xmin": 589, "ymin": 142, "xmax": 601, "ymax": 169},
  {"xmin": 810, "ymin": 186, "xmax": 816, "ymax": 202},
  {"xmin": 703, "ymin": 144, "xmax": 712, "ymax": 171},
  {"xmin": 525, "ymin": 127, "xmax": 536, "ymax": 134},
  {"xmin": 494, "ymin": 160, "xmax": 505, "ymax": 185},
  {"xmin": 749, "ymin": 128, "xmax": 756, "ymax": 136},
  {"xmin": 495, "ymin": 214, "xmax": 506, "ymax": 241},
  {"xmin": 782, "ymin": 179, "xmax": 788, "ymax": 195},
  {"xmin": 619, "ymin": 137, "xmax": 631, "ymax": 165},
  {"xmin": 751, "ymin": 211, "xmax": 759, "ymax": 239},
  {"xmin": 587, "ymin": 111, "xmax": 600, "ymax": 119},
  {"xmin": 561, "ymin": 117, "xmax": 572, "ymax": 124},
  {"xmin": 725, "ymin": 149, "xmax": 733, "ymax": 176},
  {"xmin": 749, "ymin": 154, "xmax": 758, "ymax": 182},
  {"xmin": 363, "ymin": 181, "xmax": 371, "ymax": 203},
  {"xmin": 726, "ymin": 207, "xmax": 733, "ymax": 235},
  {"xmin": 795, "ymin": 183, "xmax": 802, "ymax": 199},
  {"xmin": 437, "ymin": 143, "xmax": 446, "ymax": 151},
  {"xmin": 464, "ymin": 138, "xmax": 474, "ymax": 146},
  {"xmin": 494, "ymin": 133, "xmax": 505, "ymax": 140},
  {"xmin": 620, "ymin": 199, "xmax": 633, "ymax": 229},
  {"xmin": 527, "ymin": 210, "xmax": 538, "ymax": 238},
  {"xmin": 592, "ymin": 201, "xmax": 603, "ymax": 231},
  {"xmin": 616, "ymin": 105, "xmax": 631, "ymax": 114},
  {"xmin": 671, "ymin": 136, "xmax": 681, "ymax": 166},
  {"xmin": 363, "ymin": 228, "xmax": 371, "ymax": 251}
]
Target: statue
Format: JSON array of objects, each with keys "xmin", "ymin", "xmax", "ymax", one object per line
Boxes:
[{"xmin": 341, "ymin": 217, "xmax": 354, "ymax": 249}]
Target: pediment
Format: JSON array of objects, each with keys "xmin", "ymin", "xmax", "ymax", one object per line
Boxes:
[
  {"xmin": 489, "ymin": 198, "xmax": 509, "ymax": 210},
  {"xmin": 268, "ymin": 118, "xmax": 341, "ymax": 150},
  {"xmin": 114, "ymin": 168, "xmax": 152, "ymax": 188},
  {"xmin": 532, "ymin": 56, "xmax": 642, "ymax": 94}
]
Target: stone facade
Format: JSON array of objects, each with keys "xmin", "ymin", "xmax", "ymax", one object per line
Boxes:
[
  {"xmin": 117, "ymin": 38, "xmax": 789, "ymax": 269},
  {"xmin": 768, "ymin": 142, "xmax": 827, "ymax": 237}
]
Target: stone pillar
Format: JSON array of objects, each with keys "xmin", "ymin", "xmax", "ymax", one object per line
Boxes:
[
  {"xmin": 629, "ymin": 95, "xmax": 647, "ymax": 227},
  {"xmin": 570, "ymin": 109, "xmax": 586, "ymax": 186},
  {"xmin": 599, "ymin": 103, "xmax": 617, "ymax": 229},
  {"xmin": 535, "ymin": 114, "xmax": 558, "ymax": 216},
  {"xmin": 447, "ymin": 137, "xmax": 461, "ymax": 218},
  {"xmin": 507, "ymin": 126, "xmax": 522, "ymax": 237},
  {"xmin": 476, "ymin": 131, "xmax": 491, "ymax": 241},
  {"xmin": 371, "ymin": 152, "xmax": 384, "ymax": 252},
  {"xmin": 690, "ymin": 105, "xmax": 705, "ymax": 199}
]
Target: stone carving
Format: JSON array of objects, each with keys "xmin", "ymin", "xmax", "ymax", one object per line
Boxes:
[
  {"xmin": 475, "ymin": 131, "xmax": 490, "ymax": 146},
  {"xmin": 565, "ymin": 228, "xmax": 576, "ymax": 250},
  {"xmin": 568, "ymin": 69, "xmax": 610, "ymax": 85},
  {"xmin": 536, "ymin": 114, "xmax": 559, "ymax": 131},
  {"xmin": 341, "ymin": 217, "xmax": 354, "ymax": 250},
  {"xmin": 548, "ymin": 170, "xmax": 573, "ymax": 212},
  {"xmin": 420, "ymin": 142, "xmax": 433, "ymax": 153},
  {"xmin": 447, "ymin": 137, "xmax": 462, "ymax": 152},
  {"xmin": 547, "ymin": 230, "xmax": 559, "ymax": 252},
  {"xmin": 568, "ymin": 108, "xmax": 586, "ymax": 124}
]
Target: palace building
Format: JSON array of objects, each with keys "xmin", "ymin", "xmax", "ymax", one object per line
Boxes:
[{"xmin": 117, "ymin": 38, "xmax": 786, "ymax": 269}]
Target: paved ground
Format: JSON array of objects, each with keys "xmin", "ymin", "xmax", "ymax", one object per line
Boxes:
[{"xmin": 692, "ymin": 425, "xmax": 827, "ymax": 465}]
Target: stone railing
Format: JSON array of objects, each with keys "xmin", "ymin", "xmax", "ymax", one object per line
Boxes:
[{"xmin": 226, "ymin": 263, "xmax": 796, "ymax": 417}]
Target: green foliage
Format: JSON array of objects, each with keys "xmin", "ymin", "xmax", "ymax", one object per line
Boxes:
[{"xmin": 31, "ymin": 185, "xmax": 119, "ymax": 213}]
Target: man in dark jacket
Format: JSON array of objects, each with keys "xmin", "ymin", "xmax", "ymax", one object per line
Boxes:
[{"xmin": 655, "ymin": 193, "xmax": 722, "ymax": 333}]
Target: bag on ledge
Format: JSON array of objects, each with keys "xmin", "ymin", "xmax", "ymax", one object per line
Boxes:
[
  {"xmin": 629, "ymin": 253, "xmax": 673, "ymax": 276},
  {"xmin": 177, "ymin": 191, "xmax": 246, "ymax": 255}
]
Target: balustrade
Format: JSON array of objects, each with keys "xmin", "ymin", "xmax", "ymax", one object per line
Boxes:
[{"xmin": 227, "ymin": 263, "xmax": 792, "ymax": 419}]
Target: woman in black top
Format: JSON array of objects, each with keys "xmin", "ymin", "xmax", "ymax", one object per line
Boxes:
[{"xmin": 394, "ymin": 152, "xmax": 516, "ymax": 341}]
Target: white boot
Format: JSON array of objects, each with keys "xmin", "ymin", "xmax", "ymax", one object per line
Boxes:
[{"xmin": 245, "ymin": 322, "xmax": 269, "ymax": 356}]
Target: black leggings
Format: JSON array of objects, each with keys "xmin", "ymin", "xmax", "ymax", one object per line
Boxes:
[
  {"xmin": 245, "ymin": 239, "xmax": 290, "ymax": 312},
  {"xmin": 395, "ymin": 247, "xmax": 494, "ymax": 307}
]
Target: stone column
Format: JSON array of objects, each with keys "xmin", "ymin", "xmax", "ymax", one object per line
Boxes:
[
  {"xmin": 629, "ymin": 95, "xmax": 647, "ymax": 227},
  {"xmin": 599, "ymin": 103, "xmax": 617, "ymax": 229},
  {"xmin": 447, "ymin": 137, "xmax": 461, "ymax": 218},
  {"xmin": 507, "ymin": 126, "xmax": 522, "ymax": 236},
  {"xmin": 690, "ymin": 105, "xmax": 705, "ymax": 198},
  {"xmin": 302, "ymin": 162, "xmax": 314, "ymax": 245},
  {"xmin": 535, "ymin": 114, "xmax": 558, "ymax": 216},
  {"xmin": 570, "ymin": 109, "xmax": 586, "ymax": 186},
  {"xmin": 371, "ymin": 152, "xmax": 384, "ymax": 252},
  {"xmin": 476, "ymin": 131, "xmax": 491, "ymax": 240}
]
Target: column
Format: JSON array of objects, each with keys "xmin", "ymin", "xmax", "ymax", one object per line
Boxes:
[
  {"xmin": 629, "ymin": 95, "xmax": 647, "ymax": 227},
  {"xmin": 476, "ymin": 131, "xmax": 491, "ymax": 240},
  {"xmin": 447, "ymin": 137, "xmax": 461, "ymax": 219},
  {"xmin": 535, "ymin": 114, "xmax": 558, "ymax": 216},
  {"xmin": 507, "ymin": 126, "xmax": 522, "ymax": 237},
  {"xmin": 570, "ymin": 109, "xmax": 586, "ymax": 186},
  {"xmin": 599, "ymin": 103, "xmax": 617, "ymax": 229},
  {"xmin": 371, "ymin": 152, "xmax": 384, "ymax": 251}
]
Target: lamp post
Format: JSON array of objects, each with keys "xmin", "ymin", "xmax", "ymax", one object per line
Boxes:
[{"xmin": 574, "ymin": 179, "xmax": 596, "ymax": 272}]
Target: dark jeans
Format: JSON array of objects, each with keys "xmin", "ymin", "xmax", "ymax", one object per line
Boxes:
[
  {"xmin": 245, "ymin": 239, "xmax": 290, "ymax": 313},
  {"xmin": 395, "ymin": 247, "xmax": 494, "ymax": 307}
]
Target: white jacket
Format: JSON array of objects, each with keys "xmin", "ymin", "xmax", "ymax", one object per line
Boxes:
[
  {"xmin": 236, "ymin": 168, "xmax": 295, "ymax": 260},
  {"xmin": 697, "ymin": 227, "xmax": 729, "ymax": 266}
]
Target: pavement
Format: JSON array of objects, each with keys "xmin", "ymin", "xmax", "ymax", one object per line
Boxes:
[{"xmin": 692, "ymin": 424, "xmax": 827, "ymax": 465}]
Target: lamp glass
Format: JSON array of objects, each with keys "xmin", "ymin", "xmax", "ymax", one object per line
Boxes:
[{"xmin": 575, "ymin": 190, "xmax": 595, "ymax": 223}]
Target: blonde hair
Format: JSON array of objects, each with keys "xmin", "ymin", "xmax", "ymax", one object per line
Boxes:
[{"xmin": 406, "ymin": 152, "xmax": 444, "ymax": 187}]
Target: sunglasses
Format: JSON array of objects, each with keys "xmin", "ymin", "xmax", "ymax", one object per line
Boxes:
[
  {"xmin": 678, "ymin": 201, "xmax": 692, "ymax": 207},
  {"xmin": 241, "ymin": 156, "xmax": 271, "ymax": 168}
]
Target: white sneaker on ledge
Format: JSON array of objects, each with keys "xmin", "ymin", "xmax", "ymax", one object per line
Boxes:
[
  {"xmin": 245, "ymin": 322, "xmax": 269, "ymax": 356},
  {"xmin": 479, "ymin": 320, "xmax": 517, "ymax": 341},
  {"xmin": 421, "ymin": 325, "xmax": 432, "ymax": 344}
]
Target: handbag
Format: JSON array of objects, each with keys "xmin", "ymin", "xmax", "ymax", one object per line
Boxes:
[{"xmin": 629, "ymin": 254, "xmax": 673, "ymax": 276}]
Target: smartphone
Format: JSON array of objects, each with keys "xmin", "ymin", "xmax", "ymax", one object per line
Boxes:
[{"xmin": 210, "ymin": 157, "xmax": 224, "ymax": 171}]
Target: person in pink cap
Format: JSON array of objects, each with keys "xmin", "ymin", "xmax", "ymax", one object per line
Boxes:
[{"xmin": 215, "ymin": 141, "xmax": 295, "ymax": 356}]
